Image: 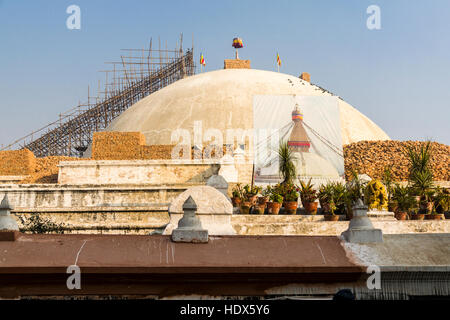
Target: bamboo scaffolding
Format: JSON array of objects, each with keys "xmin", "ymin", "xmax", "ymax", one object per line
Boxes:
[{"xmin": 2, "ymin": 36, "xmax": 195, "ymax": 157}]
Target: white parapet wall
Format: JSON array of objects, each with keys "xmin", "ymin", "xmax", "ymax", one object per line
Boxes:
[
  {"xmin": 0, "ymin": 184, "xmax": 192, "ymax": 213},
  {"xmin": 57, "ymin": 160, "xmax": 224, "ymax": 185}
]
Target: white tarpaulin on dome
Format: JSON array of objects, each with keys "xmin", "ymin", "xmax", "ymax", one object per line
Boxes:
[{"xmin": 252, "ymin": 95, "xmax": 344, "ymax": 183}]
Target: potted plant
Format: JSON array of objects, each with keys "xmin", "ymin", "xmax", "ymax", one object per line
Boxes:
[
  {"xmin": 405, "ymin": 141, "xmax": 433, "ymax": 180},
  {"xmin": 405, "ymin": 141, "xmax": 435, "ymax": 212},
  {"xmin": 254, "ymin": 204, "xmax": 266, "ymax": 215},
  {"xmin": 299, "ymin": 179, "xmax": 318, "ymax": 215},
  {"xmin": 324, "ymin": 200, "xmax": 339, "ymax": 221},
  {"xmin": 318, "ymin": 183, "xmax": 333, "ymax": 213},
  {"xmin": 391, "ymin": 184, "xmax": 415, "ymax": 220},
  {"xmin": 408, "ymin": 191, "xmax": 424, "ymax": 220},
  {"xmin": 257, "ymin": 186, "xmax": 270, "ymax": 208},
  {"xmin": 239, "ymin": 200, "xmax": 252, "ymax": 215},
  {"xmin": 231, "ymin": 184, "xmax": 243, "ymax": 207},
  {"xmin": 267, "ymin": 193, "xmax": 283, "ymax": 215},
  {"xmin": 423, "ymin": 189, "xmax": 444, "ymax": 220},
  {"xmin": 279, "ymin": 183, "xmax": 299, "ymax": 215},
  {"xmin": 413, "ymin": 171, "xmax": 434, "ymax": 213},
  {"xmin": 410, "ymin": 208, "xmax": 425, "ymax": 220},
  {"xmin": 345, "ymin": 171, "xmax": 367, "ymax": 220},
  {"xmin": 331, "ymin": 182, "xmax": 347, "ymax": 215},
  {"xmin": 434, "ymin": 187, "xmax": 450, "ymax": 219},
  {"xmin": 238, "ymin": 184, "xmax": 261, "ymax": 214},
  {"xmin": 421, "ymin": 189, "xmax": 435, "ymax": 214},
  {"xmin": 277, "ymin": 141, "xmax": 296, "ymax": 185},
  {"xmin": 342, "ymin": 187, "xmax": 354, "ymax": 219},
  {"xmin": 425, "ymin": 211, "xmax": 444, "ymax": 220},
  {"xmin": 242, "ymin": 184, "xmax": 262, "ymax": 207}
]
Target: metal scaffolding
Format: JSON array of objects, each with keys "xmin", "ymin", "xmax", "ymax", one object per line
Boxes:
[{"xmin": 2, "ymin": 36, "xmax": 195, "ymax": 157}]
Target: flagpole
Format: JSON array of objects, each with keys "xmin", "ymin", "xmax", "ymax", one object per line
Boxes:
[
  {"xmin": 200, "ymin": 53, "xmax": 205, "ymax": 72},
  {"xmin": 276, "ymin": 53, "xmax": 280, "ymax": 72}
]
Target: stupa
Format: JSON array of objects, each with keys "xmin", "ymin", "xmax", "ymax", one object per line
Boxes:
[
  {"xmin": 287, "ymin": 104, "xmax": 311, "ymax": 152},
  {"xmin": 288, "ymin": 103, "xmax": 340, "ymax": 183}
]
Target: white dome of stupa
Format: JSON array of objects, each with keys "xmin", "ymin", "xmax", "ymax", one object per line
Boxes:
[{"xmin": 105, "ymin": 68, "xmax": 389, "ymax": 145}]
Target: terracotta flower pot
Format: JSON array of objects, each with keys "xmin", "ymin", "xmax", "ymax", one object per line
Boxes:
[
  {"xmin": 254, "ymin": 205, "xmax": 265, "ymax": 215},
  {"xmin": 267, "ymin": 202, "xmax": 281, "ymax": 215},
  {"xmin": 248, "ymin": 195, "xmax": 258, "ymax": 205},
  {"xmin": 303, "ymin": 201, "xmax": 318, "ymax": 215},
  {"xmin": 324, "ymin": 214, "xmax": 339, "ymax": 221},
  {"xmin": 231, "ymin": 197, "xmax": 241, "ymax": 207},
  {"xmin": 283, "ymin": 201, "xmax": 298, "ymax": 215},
  {"xmin": 425, "ymin": 214, "xmax": 444, "ymax": 220},
  {"xmin": 411, "ymin": 213, "xmax": 425, "ymax": 220},
  {"xmin": 239, "ymin": 201, "xmax": 252, "ymax": 215},
  {"xmin": 257, "ymin": 196, "xmax": 269, "ymax": 207},
  {"xmin": 395, "ymin": 211, "xmax": 408, "ymax": 221}
]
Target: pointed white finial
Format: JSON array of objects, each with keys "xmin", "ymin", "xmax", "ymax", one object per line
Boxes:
[
  {"xmin": 0, "ymin": 194, "xmax": 13, "ymax": 211},
  {"xmin": 0, "ymin": 194, "xmax": 19, "ymax": 231}
]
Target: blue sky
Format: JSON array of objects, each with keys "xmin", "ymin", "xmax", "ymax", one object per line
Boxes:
[{"xmin": 0, "ymin": 0, "xmax": 449, "ymax": 148}]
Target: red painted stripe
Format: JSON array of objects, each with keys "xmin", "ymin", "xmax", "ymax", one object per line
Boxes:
[{"xmin": 288, "ymin": 142, "xmax": 310, "ymax": 146}]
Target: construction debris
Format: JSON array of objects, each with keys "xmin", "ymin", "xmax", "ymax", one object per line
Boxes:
[
  {"xmin": 344, "ymin": 140, "xmax": 450, "ymax": 181},
  {"xmin": 92, "ymin": 132, "xmax": 228, "ymax": 160},
  {"xmin": 92, "ymin": 132, "xmax": 146, "ymax": 160},
  {"xmin": 0, "ymin": 149, "xmax": 36, "ymax": 176},
  {"xmin": 19, "ymin": 156, "xmax": 88, "ymax": 184},
  {"xmin": 92, "ymin": 132, "xmax": 177, "ymax": 160}
]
